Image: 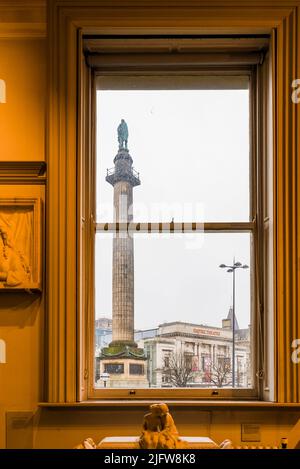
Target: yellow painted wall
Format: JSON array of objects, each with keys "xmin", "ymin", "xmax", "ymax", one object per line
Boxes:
[
  {"xmin": 0, "ymin": 36, "xmax": 46, "ymax": 448},
  {"xmin": 0, "ymin": 39, "xmax": 45, "ymax": 161},
  {"xmin": 0, "ymin": 32, "xmax": 299, "ymax": 450},
  {"xmin": 33, "ymin": 408, "xmax": 299, "ymax": 449}
]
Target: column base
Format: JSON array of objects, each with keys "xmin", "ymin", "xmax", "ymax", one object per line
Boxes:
[
  {"xmin": 109, "ymin": 340, "xmax": 137, "ymax": 348},
  {"xmin": 98, "ymin": 356, "xmax": 149, "ymax": 388}
]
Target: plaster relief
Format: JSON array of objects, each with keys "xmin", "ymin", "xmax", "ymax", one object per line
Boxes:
[{"xmin": 0, "ymin": 198, "xmax": 42, "ymax": 291}]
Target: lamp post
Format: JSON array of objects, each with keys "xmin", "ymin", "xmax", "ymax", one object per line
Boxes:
[{"xmin": 219, "ymin": 260, "xmax": 249, "ymax": 388}]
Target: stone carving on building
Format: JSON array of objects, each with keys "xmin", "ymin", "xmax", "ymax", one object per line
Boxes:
[
  {"xmin": 0, "ymin": 220, "xmax": 31, "ymax": 288},
  {"xmin": 139, "ymin": 403, "xmax": 188, "ymax": 449},
  {"xmin": 0, "ymin": 198, "xmax": 42, "ymax": 290}
]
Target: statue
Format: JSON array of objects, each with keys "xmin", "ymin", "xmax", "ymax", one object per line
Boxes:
[
  {"xmin": 117, "ymin": 119, "xmax": 128, "ymax": 150},
  {"xmin": 0, "ymin": 224, "xmax": 31, "ymax": 287},
  {"xmin": 74, "ymin": 403, "xmax": 229, "ymax": 449},
  {"xmin": 139, "ymin": 403, "xmax": 188, "ymax": 449},
  {"xmin": 74, "ymin": 438, "xmax": 97, "ymax": 449}
]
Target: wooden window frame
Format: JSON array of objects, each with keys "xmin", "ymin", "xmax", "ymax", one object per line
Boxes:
[
  {"xmin": 46, "ymin": 0, "xmax": 300, "ymax": 405},
  {"xmin": 87, "ymin": 56, "xmax": 260, "ymax": 400}
]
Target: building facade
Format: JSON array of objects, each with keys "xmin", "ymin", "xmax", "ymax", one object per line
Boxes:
[
  {"xmin": 139, "ymin": 320, "xmax": 250, "ymax": 388},
  {"xmin": 95, "ymin": 310, "xmax": 251, "ymax": 388}
]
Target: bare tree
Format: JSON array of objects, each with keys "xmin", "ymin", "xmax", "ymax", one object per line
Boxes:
[
  {"xmin": 210, "ymin": 358, "xmax": 232, "ymax": 388},
  {"xmin": 162, "ymin": 351, "xmax": 194, "ymax": 387}
]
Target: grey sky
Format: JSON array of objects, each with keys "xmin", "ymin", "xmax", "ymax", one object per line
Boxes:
[{"xmin": 95, "ymin": 85, "xmax": 251, "ymax": 330}]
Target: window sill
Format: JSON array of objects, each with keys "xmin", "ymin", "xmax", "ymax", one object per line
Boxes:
[{"xmin": 38, "ymin": 400, "xmax": 300, "ymax": 409}]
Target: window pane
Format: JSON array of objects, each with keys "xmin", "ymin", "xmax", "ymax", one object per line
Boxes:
[
  {"xmin": 96, "ymin": 79, "xmax": 250, "ymax": 223},
  {"xmin": 95, "ymin": 232, "xmax": 252, "ymax": 389}
]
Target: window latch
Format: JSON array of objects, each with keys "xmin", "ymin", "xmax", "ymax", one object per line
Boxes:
[{"xmin": 256, "ymin": 369, "xmax": 264, "ymax": 379}]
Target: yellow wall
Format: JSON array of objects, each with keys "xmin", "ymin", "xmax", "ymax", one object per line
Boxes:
[
  {"xmin": 0, "ymin": 36, "xmax": 46, "ymax": 448},
  {"xmin": 33, "ymin": 408, "xmax": 300, "ymax": 449},
  {"xmin": 0, "ymin": 39, "xmax": 45, "ymax": 161},
  {"xmin": 0, "ymin": 17, "xmax": 299, "ymax": 451}
]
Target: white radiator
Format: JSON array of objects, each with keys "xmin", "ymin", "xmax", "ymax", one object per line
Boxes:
[{"xmin": 233, "ymin": 445, "xmax": 279, "ymax": 449}]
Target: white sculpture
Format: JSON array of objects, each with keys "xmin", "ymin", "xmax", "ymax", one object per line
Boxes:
[{"xmin": 139, "ymin": 403, "xmax": 188, "ymax": 449}]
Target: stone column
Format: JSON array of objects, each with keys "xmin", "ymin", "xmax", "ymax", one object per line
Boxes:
[
  {"xmin": 106, "ymin": 148, "xmax": 140, "ymax": 347},
  {"xmin": 99, "ymin": 124, "xmax": 148, "ymax": 389},
  {"xmin": 112, "ymin": 182, "xmax": 135, "ymax": 345}
]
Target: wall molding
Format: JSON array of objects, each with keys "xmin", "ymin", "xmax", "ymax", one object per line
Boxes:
[
  {"xmin": 274, "ymin": 7, "xmax": 300, "ymax": 403},
  {"xmin": 0, "ymin": 1, "xmax": 46, "ymax": 38},
  {"xmin": 0, "ymin": 161, "xmax": 46, "ymax": 184}
]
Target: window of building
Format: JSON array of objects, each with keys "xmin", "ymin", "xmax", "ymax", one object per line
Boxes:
[
  {"xmin": 104, "ymin": 363, "xmax": 124, "ymax": 374},
  {"xmin": 201, "ymin": 354, "xmax": 211, "ymax": 372},
  {"xmin": 130, "ymin": 364, "xmax": 144, "ymax": 375},
  {"xmin": 184, "ymin": 353, "xmax": 194, "ymax": 370},
  {"xmin": 164, "ymin": 355, "xmax": 170, "ymax": 369},
  {"xmin": 81, "ymin": 36, "xmax": 270, "ymax": 399}
]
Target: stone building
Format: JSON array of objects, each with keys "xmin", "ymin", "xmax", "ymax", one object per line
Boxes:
[
  {"xmin": 95, "ymin": 318, "xmax": 112, "ymax": 349},
  {"xmin": 95, "ymin": 309, "xmax": 250, "ymax": 388},
  {"xmin": 138, "ymin": 316, "xmax": 250, "ymax": 388}
]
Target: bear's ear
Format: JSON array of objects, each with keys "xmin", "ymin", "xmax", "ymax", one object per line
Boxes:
[{"xmin": 0, "ymin": 79, "xmax": 6, "ymax": 103}]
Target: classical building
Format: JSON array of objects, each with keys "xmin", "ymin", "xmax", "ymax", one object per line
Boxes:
[
  {"xmin": 95, "ymin": 308, "xmax": 250, "ymax": 388},
  {"xmin": 98, "ymin": 122, "xmax": 148, "ymax": 388},
  {"xmin": 138, "ymin": 315, "xmax": 250, "ymax": 389},
  {"xmin": 95, "ymin": 318, "xmax": 112, "ymax": 349},
  {"xmin": 95, "ymin": 318, "xmax": 112, "ymax": 382}
]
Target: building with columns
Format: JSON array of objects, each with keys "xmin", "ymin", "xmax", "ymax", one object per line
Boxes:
[
  {"xmin": 95, "ymin": 308, "xmax": 250, "ymax": 388},
  {"xmin": 138, "ymin": 318, "xmax": 250, "ymax": 388}
]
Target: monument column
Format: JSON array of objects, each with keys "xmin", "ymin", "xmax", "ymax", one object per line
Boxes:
[
  {"xmin": 107, "ymin": 140, "xmax": 140, "ymax": 346},
  {"xmin": 99, "ymin": 119, "xmax": 148, "ymax": 388}
]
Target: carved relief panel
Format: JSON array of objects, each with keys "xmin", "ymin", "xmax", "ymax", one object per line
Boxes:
[{"xmin": 0, "ymin": 198, "xmax": 42, "ymax": 291}]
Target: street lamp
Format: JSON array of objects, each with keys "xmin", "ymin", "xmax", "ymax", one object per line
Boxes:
[{"xmin": 219, "ymin": 260, "xmax": 249, "ymax": 388}]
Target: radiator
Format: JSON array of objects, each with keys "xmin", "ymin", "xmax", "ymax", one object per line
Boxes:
[{"xmin": 233, "ymin": 445, "xmax": 279, "ymax": 449}]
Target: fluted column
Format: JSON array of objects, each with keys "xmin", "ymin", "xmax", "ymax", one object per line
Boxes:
[{"xmin": 111, "ymin": 181, "xmax": 135, "ymax": 345}]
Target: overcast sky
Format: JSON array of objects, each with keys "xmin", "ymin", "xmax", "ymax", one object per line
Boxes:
[{"xmin": 95, "ymin": 84, "xmax": 251, "ymax": 330}]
